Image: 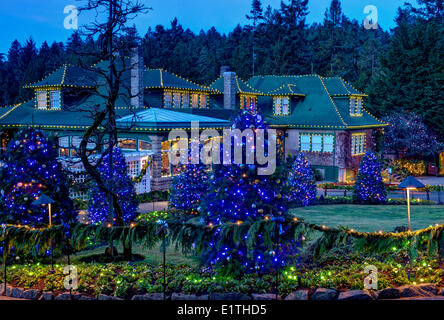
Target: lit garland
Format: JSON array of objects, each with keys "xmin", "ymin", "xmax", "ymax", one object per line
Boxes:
[
  {"xmin": 0, "ymin": 216, "xmax": 442, "ymax": 261},
  {"xmin": 132, "ymin": 157, "xmax": 152, "ymax": 184},
  {"xmin": 394, "ymin": 159, "xmax": 427, "ymax": 176}
]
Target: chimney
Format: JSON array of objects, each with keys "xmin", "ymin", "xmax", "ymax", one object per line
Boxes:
[
  {"xmin": 220, "ymin": 65, "xmax": 230, "ymax": 76},
  {"xmin": 223, "ymin": 71, "xmax": 236, "ymax": 110},
  {"xmin": 131, "ymin": 46, "xmax": 144, "ymax": 109}
]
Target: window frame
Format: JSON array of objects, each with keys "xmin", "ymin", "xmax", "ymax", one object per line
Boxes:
[
  {"xmin": 299, "ymin": 133, "xmax": 335, "ymax": 153},
  {"xmin": 199, "ymin": 94, "xmax": 208, "ymax": 109},
  {"xmin": 240, "ymin": 95, "xmax": 256, "ymax": 111},
  {"xmin": 323, "ymin": 135, "xmax": 334, "ymax": 153},
  {"xmin": 311, "ymin": 135, "xmax": 322, "ymax": 152},
  {"xmin": 191, "ymin": 93, "xmax": 199, "ymax": 108},
  {"xmin": 118, "ymin": 138, "xmax": 138, "ymax": 151},
  {"xmin": 164, "ymin": 91, "xmax": 173, "ymax": 108},
  {"xmin": 273, "ymin": 96, "xmax": 290, "ymax": 115},
  {"xmin": 49, "ymin": 90, "xmax": 62, "ymax": 109},
  {"xmin": 351, "ymin": 133, "xmax": 366, "ymax": 156},
  {"xmin": 300, "ymin": 134, "xmax": 311, "ymax": 152},
  {"xmin": 37, "ymin": 90, "xmax": 48, "ymax": 110},
  {"xmin": 182, "ymin": 92, "xmax": 190, "ymax": 108},
  {"xmin": 138, "ymin": 140, "xmax": 152, "ymax": 151},
  {"xmin": 350, "ymin": 96, "xmax": 363, "ymax": 116},
  {"xmin": 173, "ymin": 92, "xmax": 181, "ymax": 109}
]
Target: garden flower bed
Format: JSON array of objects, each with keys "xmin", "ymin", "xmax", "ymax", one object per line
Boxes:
[{"xmin": 2, "ymin": 252, "xmax": 443, "ymax": 300}]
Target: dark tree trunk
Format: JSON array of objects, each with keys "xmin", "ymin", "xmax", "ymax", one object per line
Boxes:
[{"xmin": 123, "ymin": 241, "xmax": 132, "ymax": 261}]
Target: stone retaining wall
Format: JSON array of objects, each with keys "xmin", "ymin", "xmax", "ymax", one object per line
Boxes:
[{"xmin": 1, "ymin": 283, "xmax": 443, "ymax": 300}]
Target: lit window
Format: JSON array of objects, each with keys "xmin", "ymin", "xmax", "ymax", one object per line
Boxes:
[
  {"xmin": 300, "ymin": 134, "xmax": 311, "ymax": 151},
  {"xmin": 191, "ymin": 94, "xmax": 199, "ymax": 108},
  {"xmin": 199, "ymin": 94, "xmax": 207, "ymax": 108},
  {"xmin": 118, "ymin": 138, "xmax": 137, "ymax": 150},
  {"xmin": 72, "ymin": 136, "xmax": 85, "ymax": 149},
  {"xmin": 249, "ymin": 96, "xmax": 256, "ymax": 111},
  {"xmin": 274, "ymin": 97, "xmax": 281, "ymax": 115},
  {"xmin": 240, "ymin": 95, "xmax": 256, "ymax": 111},
  {"xmin": 50, "ymin": 90, "xmax": 61, "ymax": 109},
  {"xmin": 356, "ymin": 98, "xmax": 362, "ymax": 115},
  {"xmin": 59, "ymin": 148, "xmax": 70, "ymax": 157},
  {"xmin": 282, "ymin": 97, "xmax": 289, "ymax": 115},
  {"xmin": 37, "ymin": 91, "xmax": 47, "ymax": 109},
  {"xmin": 173, "ymin": 92, "xmax": 181, "ymax": 108},
  {"xmin": 349, "ymin": 97, "xmax": 356, "ymax": 115},
  {"xmin": 164, "ymin": 91, "xmax": 172, "ymax": 108},
  {"xmin": 161, "ymin": 141, "xmax": 171, "ymax": 177},
  {"xmin": 139, "ymin": 140, "xmax": 152, "ymax": 151},
  {"xmin": 312, "ymin": 136, "xmax": 322, "ymax": 152},
  {"xmin": 350, "ymin": 97, "xmax": 363, "ymax": 116},
  {"xmin": 351, "ymin": 133, "xmax": 366, "ymax": 155},
  {"xmin": 58, "ymin": 136, "xmax": 95, "ymax": 157},
  {"xmin": 59, "ymin": 136, "xmax": 70, "ymax": 148},
  {"xmin": 161, "ymin": 152, "xmax": 171, "ymax": 177},
  {"xmin": 274, "ymin": 96, "xmax": 289, "ymax": 115},
  {"xmin": 182, "ymin": 93, "xmax": 189, "ymax": 108},
  {"xmin": 58, "ymin": 136, "xmax": 70, "ymax": 157},
  {"xmin": 323, "ymin": 135, "xmax": 334, "ymax": 153}
]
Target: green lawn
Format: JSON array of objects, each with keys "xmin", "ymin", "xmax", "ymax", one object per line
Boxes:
[
  {"xmin": 57, "ymin": 242, "xmax": 196, "ymax": 266},
  {"xmin": 290, "ymin": 205, "xmax": 444, "ymax": 232}
]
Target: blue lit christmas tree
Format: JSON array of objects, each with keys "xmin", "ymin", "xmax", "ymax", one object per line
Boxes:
[
  {"xmin": 0, "ymin": 127, "xmax": 75, "ymax": 227},
  {"xmin": 199, "ymin": 110, "xmax": 290, "ymax": 273},
  {"xmin": 88, "ymin": 147, "xmax": 138, "ymax": 225},
  {"xmin": 169, "ymin": 162, "xmax": 210, "ymax": 214},
  {"xmin": 354, "ymin": 150, "xmax": 387, "ymax": 204},
  {"xmin": 287, "ymin": 153, "xmax": 317, "ymax": 206}
]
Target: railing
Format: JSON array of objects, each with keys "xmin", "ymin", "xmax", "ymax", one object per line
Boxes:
[{"xmin": 318, "ymin": 184, "xmax": 444, "ymax": 203}]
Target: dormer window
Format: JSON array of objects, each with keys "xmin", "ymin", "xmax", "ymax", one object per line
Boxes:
[
  {"xmin": 173, "ymin": 92, "xmax": 181, "ymax": 108},
  {"xmin": 164, "ymin": 91, "xmax": 172, "ymax": 108},
  {"xmin": 50, "ymin": 90, "xmax": 61, "ymax": 109},
  {"xmin": 182, "ymin": 93, "xmax": 189, "ymax": 108},
  {"xmin": 37, "ymin": 91, "xmax": 47, "ymax": 109},
  {"xmin": 350, "ymin": 96, "xmax": 363, "ymax": 116},
  {"xmin": 240, "ymin": 95, "xmax": 256, "ymax": 111},
  {"xmin": 191, "ymin": 94, "xmax": 199, "ymax": 108},
  {"xmin": 274, "ymin": 96, "xmax": 290, "ymax": 115},
  {"xmin": 200, "ymin": 94, "xmax": 207, "ymax": 108},
  {"xmin": 36, "ymin": 90, "xmax": 62, "ymax": 110}
]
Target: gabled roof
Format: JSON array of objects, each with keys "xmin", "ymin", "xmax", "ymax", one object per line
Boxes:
[
  {"xmin": 117, "ymin": 107, "xmax": 230, "ymax": 130},
  {"xmin": 209, "ymin": 75, "xmax": 261, "ymax": 95},
  {"xmin": 144, "ymin": 69, "xmax": 214, "ymax": 92},
  {"xmin": 248, "ymin": 74, "xmax": 385, "ymax": 129},
  {"xmin": 23, "ymin": 64, "xmax": 96, "ymax": 89}
]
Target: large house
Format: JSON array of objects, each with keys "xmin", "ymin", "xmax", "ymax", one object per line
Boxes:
[{"xmin": 0, "ymin": 48, "xmax": 386, "ymax": 194}]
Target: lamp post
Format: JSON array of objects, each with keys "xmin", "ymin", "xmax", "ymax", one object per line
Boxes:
[
  {"xmin": 398, "ymin": 176, "xmax": 425, "ymax": 231},
  {"xmin": 32, "ymin": 194, "xmax": 55, "ymax": 271}
]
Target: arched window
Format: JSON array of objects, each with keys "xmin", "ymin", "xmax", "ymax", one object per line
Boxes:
[{"xmin": 118, "ymin": 138, "xmax": 137, "ymax": 150}]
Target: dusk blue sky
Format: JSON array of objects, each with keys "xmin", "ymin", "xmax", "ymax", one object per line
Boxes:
[{"xmin": 0, "ymin": 0, "xmax": 417, "ymax": 55}]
